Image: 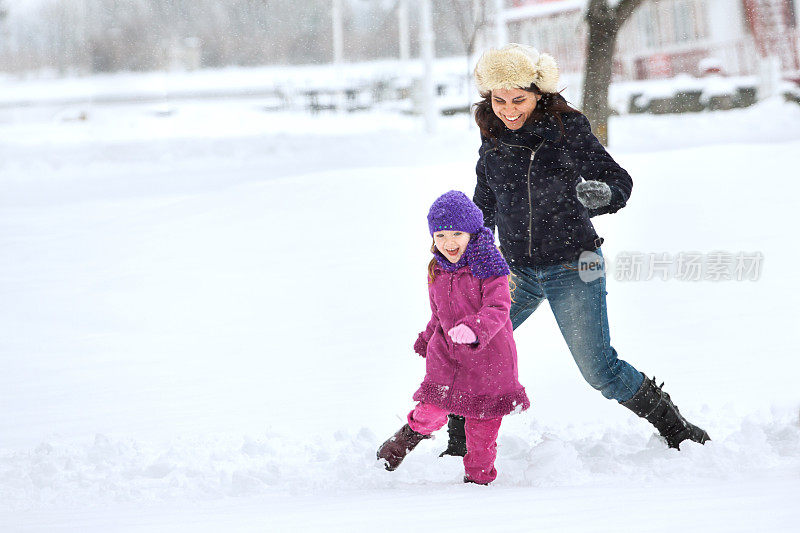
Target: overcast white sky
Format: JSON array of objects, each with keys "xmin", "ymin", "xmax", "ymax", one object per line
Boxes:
[{"xmin": 7, "ymin": 0, "xmax": 47, "ymax": 15}]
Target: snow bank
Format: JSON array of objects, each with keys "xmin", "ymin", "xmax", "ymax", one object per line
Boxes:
[{"xmin": 2, "ymin": 407, "xmax": 797, "ymax": 511}]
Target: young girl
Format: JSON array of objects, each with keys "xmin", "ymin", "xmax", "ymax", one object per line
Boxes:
[{"xmin": 377, "ymin": 190, "xmax": 529, "ymax": 485}]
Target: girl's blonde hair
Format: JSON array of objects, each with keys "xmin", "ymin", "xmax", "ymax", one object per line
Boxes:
[{"xmin": 427, "ymin": 240, "xmax": 439, "ymax": 285}]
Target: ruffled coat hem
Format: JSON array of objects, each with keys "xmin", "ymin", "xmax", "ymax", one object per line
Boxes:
[{"xmin": 413, "ymin": 381, "xmax": 530, "ymax": 419}]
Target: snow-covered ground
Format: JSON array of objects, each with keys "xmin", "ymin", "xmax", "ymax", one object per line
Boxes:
[{"xmin": 1, "ymin": 93, "xmax": 800, "ymax": 531}]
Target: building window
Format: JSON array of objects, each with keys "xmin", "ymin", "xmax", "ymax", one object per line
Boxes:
[
  {"xmin": 672, "ymin": 0, "xmax": 699, "ymax": 42},
  {"xmin": 787, "ymin": 0, "xmax": 797, "ymax": 28},
  {"xmin": 639, "ymin": 3, "xmax": 659, "ymax": 48}
]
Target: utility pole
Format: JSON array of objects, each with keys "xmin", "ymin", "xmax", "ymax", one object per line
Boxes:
[
  {"xmin": 332, "ymin": 0, "xmax": 344, "ymax": 65},
  {"xmin": 494, "ymin": 0, "xmax": 507, "ymax": 47},
  {"xmin": 398, "ymin": 0, "xmax": 410, "ymax": 63},
  {"xmin": 419, "ymin": 0, "xmax": 437, "ymax": 133},
  {"xmin": 332, "ymin": 0, "xmax": 346, "ymax": 113}
]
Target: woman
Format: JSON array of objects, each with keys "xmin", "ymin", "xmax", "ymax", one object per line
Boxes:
[{"xmin": 439, "ymin": 44, "xmax": 709, "ymax": 457}]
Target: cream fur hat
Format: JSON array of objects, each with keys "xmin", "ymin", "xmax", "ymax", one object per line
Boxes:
[{"xmin": 474, "ymin": 43, "xmax": 559, "ymax": 94}]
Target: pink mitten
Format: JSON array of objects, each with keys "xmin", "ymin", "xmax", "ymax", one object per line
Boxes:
[{"xmin": 448, "ymin": 324, "xmax": 477, "ymax": 344}]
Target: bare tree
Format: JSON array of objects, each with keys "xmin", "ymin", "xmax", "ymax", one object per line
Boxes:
[
  {"xmin": 581, "ymin": 0, "xmax": 644, "ymax": 145},
  {"xmin": 449, "ymin": 0, "xmax": 488, "ymax": 61},
  {"xmin": 1, "ymin": 0, "xmax": 487, "ymax": 75},
  {"xmin": 0, "ymin": 0, "xmax": 6, "ymax": 45},
  {"xmin": 448, "ymin": 0, "xmax": 489, "ymax": 113}
]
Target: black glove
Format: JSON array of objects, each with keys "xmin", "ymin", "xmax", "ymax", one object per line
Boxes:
[{"xmin": 576, "ymin": 180, "xmax": 612, "ymax": 209}]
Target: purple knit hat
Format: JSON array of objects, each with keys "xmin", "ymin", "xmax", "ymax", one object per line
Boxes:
[
  {"xmin": 427, "ymin": 191, "xmax": 510, "ymax": 279},
  {"xmin": 427, "ymin": 190, "xmax": 484, "ymax": 235}
]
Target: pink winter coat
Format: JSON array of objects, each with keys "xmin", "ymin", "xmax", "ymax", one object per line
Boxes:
[{"xmin": 412, "ymin": 265, "xmax": 530, "ymax": 419}]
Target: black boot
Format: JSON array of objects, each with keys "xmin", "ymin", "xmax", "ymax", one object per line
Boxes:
[
  {"xmin": 621, "ymin": 374, "xmax": 710, "ymax": 450},
  {"xmin": 377, "ymin": 424, "xmax": 431, "ymax": 471},
  {"xmin": 439, "ymin": 414, "xmax": 467, "ymax": 458}
]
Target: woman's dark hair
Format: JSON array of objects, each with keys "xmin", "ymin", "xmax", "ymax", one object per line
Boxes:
[{"xmin": 473, "ymin": 84, "xmax": 580, "ymax": 140}]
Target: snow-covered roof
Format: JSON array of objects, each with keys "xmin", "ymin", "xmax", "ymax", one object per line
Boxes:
[{"xmin": 503, "ymin": 0, "xmax": 586, "ymax": 22}]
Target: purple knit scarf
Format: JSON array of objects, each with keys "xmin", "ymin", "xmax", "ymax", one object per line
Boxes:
[{"xmin": 433, "ymin": 227, "xmax": 510, "ymax": 279}]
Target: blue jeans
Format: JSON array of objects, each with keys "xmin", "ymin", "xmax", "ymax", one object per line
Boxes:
[{"xmin": 509, "ymin": 248, "xmax": 644, "ymax": 402}]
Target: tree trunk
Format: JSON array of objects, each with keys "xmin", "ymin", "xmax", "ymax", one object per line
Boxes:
[
  {"xmin": 581, "ymin": 0, "xmax": 644, "ymax": 146},
  {"xmin": 581, "ymin": 17, "xmax": 617, "ymax": 146}
]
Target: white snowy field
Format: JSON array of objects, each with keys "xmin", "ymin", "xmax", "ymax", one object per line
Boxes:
[{"xmin": 1, "ymin": 95, "xmax": 800, "ymax": 532}]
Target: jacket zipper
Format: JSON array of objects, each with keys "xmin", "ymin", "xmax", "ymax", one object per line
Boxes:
[
  {"xmin": 500, "ymin": 138, "xmax": 545, "ymax": 256},
  {"xmin": 447, "ymin": 273, "xmax": 458, "ymax": 398}
]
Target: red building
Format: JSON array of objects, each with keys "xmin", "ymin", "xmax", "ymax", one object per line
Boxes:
[{"xmin": 504, "ymin": 0, "xmax": 800, "ymax": 79}]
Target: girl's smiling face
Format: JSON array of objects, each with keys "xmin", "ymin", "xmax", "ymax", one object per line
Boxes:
[
  {"xmin": 491, "ymin": 88, "xmax": 541, "ymax": 130},
  {"xmin": 433, "ymin": 230, "xmax": 471, "ymax": 263}
]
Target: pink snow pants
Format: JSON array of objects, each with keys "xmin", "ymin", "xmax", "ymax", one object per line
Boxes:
[{"xmin": 407, "ymin": 402, "xmax": 503, "ymax": 484}]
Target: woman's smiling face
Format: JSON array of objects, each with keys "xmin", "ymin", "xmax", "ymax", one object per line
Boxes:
[
  {"xmin": 491, "ymin": 88, "xmax": 540, "ymax": 130},
  {"xmin": 433, "ymin": 230, "xmax": 471, "ymax": 263}
]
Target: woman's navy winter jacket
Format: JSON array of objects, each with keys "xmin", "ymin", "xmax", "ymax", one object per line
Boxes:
[{"xmin": 473, "ymin": 112, "xmax": 632, "ymax": 266}]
